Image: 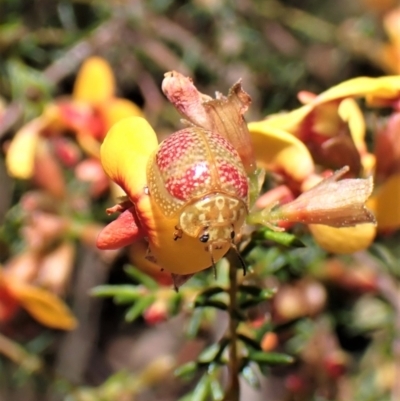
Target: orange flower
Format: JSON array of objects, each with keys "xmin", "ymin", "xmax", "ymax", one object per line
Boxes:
[
  {"xmin": 96, "ymin": 117, "xmax": 230, "ymax": 277},
  {"xmin": 0, "ymin": 266, "xmax": 77, "ymax": 330},
  {"xmin": 249, "ymin": 75, "xmax": 400, "ymax": 252},
  {"xmin": 6, "ymin": 57, "xmax": 143, "ymax": 181}
]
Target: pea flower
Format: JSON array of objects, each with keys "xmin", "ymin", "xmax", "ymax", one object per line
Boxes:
[
  {"xmin": 249, "ymin": 75, "xmax": 400, "ymax": 252},
  {"xmin": 6, "ymin": 56, "xmax": 143, "ymax": 183},
  {"xmin": 97, "ymin": 72, "xmax": 376, "ymax": 284},
  {"xmin": 0, "ymin": 261, "xmax": 77, "ymax": 330}
]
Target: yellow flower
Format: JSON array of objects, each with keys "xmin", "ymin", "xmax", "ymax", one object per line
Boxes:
[
  {"xmin": 248, "ymin": 75, "xmax": 400, "ymax": 252},
  {"xmin": 0, "ymin": 267, "xmax": 77, "ymax": 330},
  {"xmin": 6, "ymin": 57, "xmax": 143, "ymax": 180},
  {"xmin": 97, "ymin": 117, "xmax": 229, "ymax": 276}
]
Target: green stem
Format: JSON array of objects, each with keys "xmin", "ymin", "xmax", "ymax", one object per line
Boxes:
[{"xmin": 224, "ymin": 259, "xmax": 240, "ymax": 401}]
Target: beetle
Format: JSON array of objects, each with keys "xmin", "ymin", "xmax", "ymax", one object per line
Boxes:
[{"xmin": 146, "ymin": 125, "xmax": 250, "ymax": 273}]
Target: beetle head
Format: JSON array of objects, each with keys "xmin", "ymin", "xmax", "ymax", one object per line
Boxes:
[{"xmin": 179, "ymin": 193, "xmax": 248, "ymax": 272}]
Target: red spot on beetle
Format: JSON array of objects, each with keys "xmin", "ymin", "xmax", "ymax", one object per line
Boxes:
[{"xmin": 165, "ymin": 162, "xmax": 212, "ymax": 200}]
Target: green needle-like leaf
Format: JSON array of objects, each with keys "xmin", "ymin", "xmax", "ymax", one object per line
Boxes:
[
  {"xmin": 124, "ymin": 265, "xmax": 159, "ymax": 290},
  {"xmin": 255, "ymin": 228, "xmax": 305, "ymax": 248},
  {"xmin": 192, "ymin": 374, "xmax": 211, "ymax": 401},
  {"xmin": 249, "ymin": 351, "xmax": 294, "ymax": 365},
  {"xmin": 125, "ymin": 295, "xmax": 155, "ymax": 322},
  {"xmin": 174, "ymin": 361, "xmax": 198, "ymax": 380}
]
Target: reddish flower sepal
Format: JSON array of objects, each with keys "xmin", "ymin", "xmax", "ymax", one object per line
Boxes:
[
  {"xmin": 0, "ymin": 280, "xmax": 20, "ymax": 323},
  {"xmin": 97, "ymin": 202, "xmax": 145, "ymax": 250}
]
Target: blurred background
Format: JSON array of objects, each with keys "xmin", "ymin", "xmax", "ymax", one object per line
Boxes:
[{"xmin": 0, "ymin": 0, "xmax": 400, "ymax": 400}]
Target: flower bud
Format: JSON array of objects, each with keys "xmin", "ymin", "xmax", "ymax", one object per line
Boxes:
[{"xmin": 262, "ymin": 166, "xmax": 376, "ymax": 228}]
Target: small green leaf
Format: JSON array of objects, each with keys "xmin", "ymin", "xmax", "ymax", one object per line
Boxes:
[
  {"xmin": 259, "ymin": 288, "xmax": 277, "ymax": 299},
  {"xmin": 169, "ymin": 293, "xmax": 182, "ymax": 316},
  {"xmin": 124, "ymin": 265, "xmax": 158, "ymax": 290},
  {"xmin": 125, "ymin": 295, "xmax": 155, "ymax": 322},
  {"xmin": 255, "ymin": 228, "xmax": 305, "ymax": 248},
  {"xmin": 241, "ymin": 364, "xmax": 260, "ymax": 389},
  {"xmin": 198, "ymin": 338, "xmax": 229, "ymax": 364},
  {"xmin": 174, "ymin": 361, "xmax": 198, "ymax": 380},
  {"xmin": 249, "ymin": 351, "xmax": 294, "ymax": 365},
  {"xmin": 197, "ymin": 344, "xmax": 221, "ymax": 364},
  {"xmin": 186, "ymin": 308, "xmax": 206, "ymax": 338},
  {"xmin": 192, "ymin": 374, "xmax": 211, "ymax": 401},
  {"xmin": 90, "ymin": 285, "xmax": 142, "ymax": 302},
  {"xmin": 177, "ymin": 393, "xmax": 195, "ymax": 401},
  {"xmin": 209, "ymin": 376, "xmax": 224, "ymax": 400}
]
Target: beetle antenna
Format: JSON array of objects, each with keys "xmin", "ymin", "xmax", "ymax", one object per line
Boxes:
[
  {"xmin": 208, "ymin": 244, "xmax": 217, "ymax": 279},
  {"xmin": 231, "ymin": 243, "xmax": 247, "ymax": 276}
]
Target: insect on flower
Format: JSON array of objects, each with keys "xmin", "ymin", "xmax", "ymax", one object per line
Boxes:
[
  {"xmin": 147, "ymin": 125, "xmax": 250, "ymax": 274},
  {"xmin": 97, "ymin": 72, "xmax": 256, "ymax": 282}
]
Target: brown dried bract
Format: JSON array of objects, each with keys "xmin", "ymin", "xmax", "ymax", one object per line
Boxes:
[
  {"xmin": 162, "ymin": 71, "xmax": 256, "ymax": 174},
  {"xmin": 264, "ymin": 166, "xmax": 376, "ymax": 227}
]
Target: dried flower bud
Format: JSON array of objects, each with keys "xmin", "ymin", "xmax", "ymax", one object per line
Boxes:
[
  {"xmin": 162, "ymin": 71, "xmax": 256, "ymax": 174},
  {"xmin": 261, "ymin": 166, "xmax": 376, "ymax": 228},
  {"xmin": 162, "ymin": 71, "xmax": 212, "ymax": 128}
]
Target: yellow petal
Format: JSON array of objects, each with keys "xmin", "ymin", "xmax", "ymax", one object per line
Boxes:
[
  {"xmin": 76, "ymin": 131, "xmax": 101, "ymax": 158},
  {"xmin": 338, "ymin": 98, "xmax": 367, "ymax": 153},
  {"xmin": 6, "ymin": 117, "xmax": 44, "ymax": 179},
  {"xmin": 101, "ymin": 117, "xmax": 158, "ymax": 201},
  {"xmin": 6, "ymin": 278, "xmax": 77, "ymax": 330},
  {"xmin": 309, "ymin": 223, "xmax": 376, "ymax": 254},
  {"xmin": 101, "ymin": 98, "xmax": 144, "ymax": 130},
  {"xmin": 314, "ymin": 76, "xmax": 400, "ymax": 105},
  {"xmin": 367, "ymin": 173, "xmax": 400, "ymax": 230},
  {"xmin": 361, "ymin": 153, "xmax": 376, "ymax": 176},
  {"xmin": 248, "ymin": 122, "xmax": 314, "ymax": 181},
  {"xmin": 255, "ymin": 76, "xmax": 400, "ymax": 139},
  {"xmin": 73, "ymin": 57, "xmax": 115, "ymax": 105},
  {"xmin": 255, "ymin": 105, "xmax": 312, "ymax": 134},
  {"xmin": 110, "ymin": 181, "xmax": 126, "ymax": 200}
]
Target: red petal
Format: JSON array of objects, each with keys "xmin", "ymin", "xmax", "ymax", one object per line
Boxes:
[{"xmin": 96, "ymin": 206, "xmax": 145, "ymax": 250}]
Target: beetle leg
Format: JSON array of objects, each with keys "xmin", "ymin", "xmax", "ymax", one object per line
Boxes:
[
  {"xmin": 212, "ymin": 258, "xmax": 217, "ymax": 279},
  {"xmin": 145, "ymin": 247, "xmax": 158, "ymax": 263},
  {"xmin": 171, "ymin": 273, "xmax": 194, "ymax": 291},
  {"xmin": 208, "ymin": 244, "xmax": 217, "ymax": 279},
  {"xmin": 231, "ymin": 243, "xmax": 247, "ymax": 276},
  {"xmin": 173, "ymin": 226, "xmax": 183, "ymax": 241}
]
